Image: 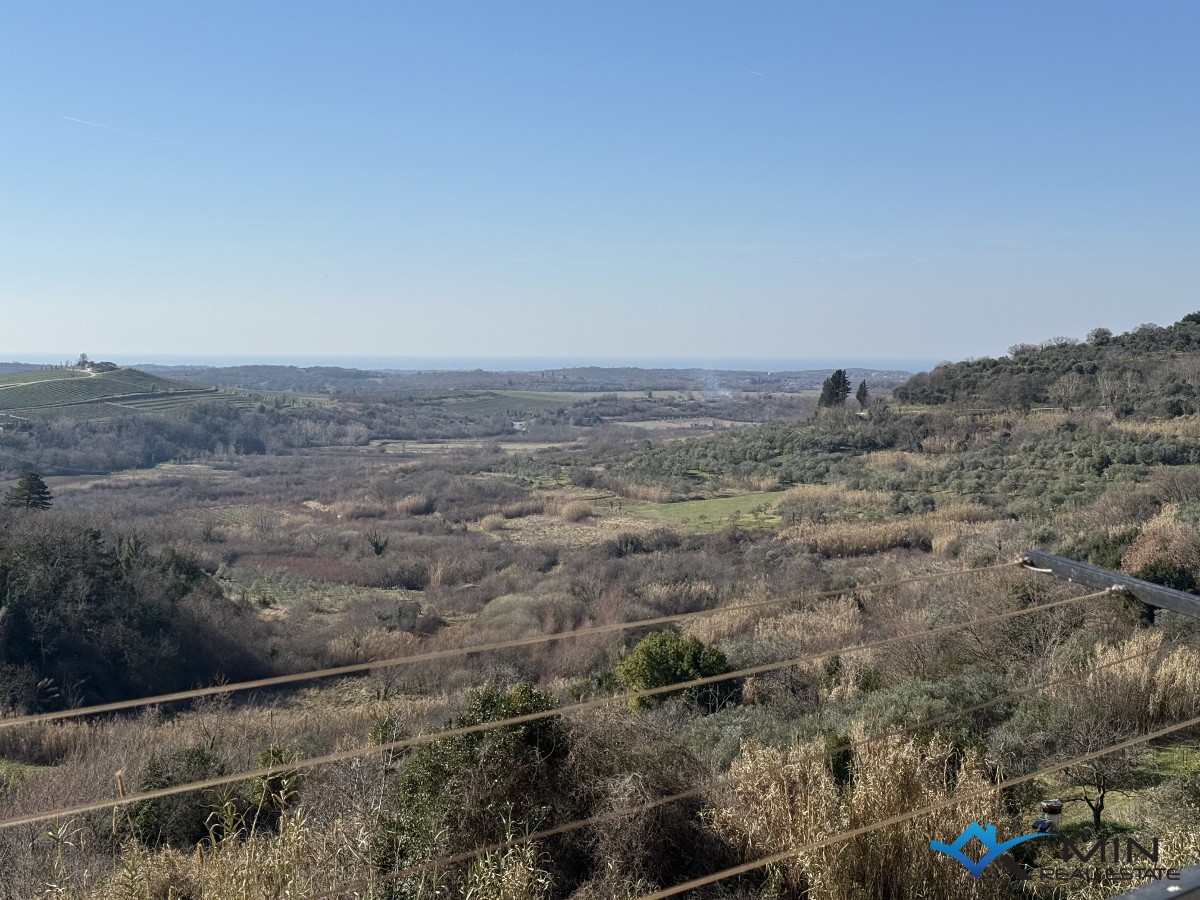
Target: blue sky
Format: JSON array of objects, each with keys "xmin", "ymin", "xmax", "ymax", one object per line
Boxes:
[{"xmin": 2, "ymin": 2, "xmax": 1197, "ymax": 364}]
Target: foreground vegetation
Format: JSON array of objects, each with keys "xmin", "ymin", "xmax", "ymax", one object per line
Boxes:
[{"xmin": 1, "ymin": 323, "xmax": 1200, "ymax": 898}]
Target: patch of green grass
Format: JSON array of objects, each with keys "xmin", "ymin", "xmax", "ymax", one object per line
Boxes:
[
  {"xmin": 0, "ymin": 759, "xmax": 48, "ymax": 786},
  {"xmin": 497, "ymin": 390, "xmax": 689, "ymax": 402},
  {"xmin": 1148, "ymin": 741, "xmax": 1200, "ymax": 778},
  {"xmin": 624, "ymin": 491, "xmax": 783, "ymax": 532}
]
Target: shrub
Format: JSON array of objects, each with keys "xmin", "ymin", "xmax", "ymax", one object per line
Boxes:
[
  {"xmin": 615, "ymin": 630, "xmax": 740, "ymax": 713},
  {"xmin": 371, "ymin": 684, "xmax": 570, "ymax": 897},
  {"xmin": 559, "ymin": 501, "xmax": 592, "ymax": 522},
  {"xmin": 131, "ymin": 746, "xmax": 229, "ymax": 849}
]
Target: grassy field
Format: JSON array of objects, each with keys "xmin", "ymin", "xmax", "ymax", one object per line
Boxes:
[
  {"xmin": 496, "ymin": 389, "xmax": 692, "ymax": 401},
  {"xmin": 623, "ymin": 490, "xmax": 784, "ymax": 531},
  {"xmin": 370, "ymin": 438, "xmax": 576, "ymax": 455}
]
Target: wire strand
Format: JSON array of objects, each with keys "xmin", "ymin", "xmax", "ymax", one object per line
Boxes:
[
  {"xmin": 0, "ymin": 561, "xmax": 1020, "ymax": 731},
  {"xmin": 0, "ymin": 584, "xmax": 1110, "ymax": 831},
  {"xmin": 309, "ymin": 632, "xmax": 1159, "ymax": 899},
  {"xmin": 638, "ymin": 711, "xmax": 1200, "ymax": 898}
]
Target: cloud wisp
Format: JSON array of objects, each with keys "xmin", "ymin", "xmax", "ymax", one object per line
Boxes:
[{"xmin": 61, "ymin": 116, "xmax": 180, "ymax": 145}]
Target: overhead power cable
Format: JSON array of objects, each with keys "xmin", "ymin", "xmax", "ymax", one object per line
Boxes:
[
  {"xmin": 310, "ymin": 635, "xmax": 1159, "ymax": 899},
  {"xmin": 0, "ymin": 584, "xmax": 1110, "ymax": 831},
  {"xmin": 639, "ymin": 710, "xmax": 1200, "ymax": 898},
  {"xmin": 0, "ymin": 562, "xmax": 1020, "ymax": 731}
]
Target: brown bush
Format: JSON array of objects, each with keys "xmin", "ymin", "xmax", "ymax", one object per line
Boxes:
[
  {"xmin": 394, "ymin": 493, "xmax": 434, "ymax": 515},
  {"xmin": 708, "ymin": 735, "xmax": 1010, "ymax": 899}
]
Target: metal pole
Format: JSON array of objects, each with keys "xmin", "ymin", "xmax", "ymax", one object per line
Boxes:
[{"xmin": 1021, "ymin": 550, "xmax": 1200, "ymax": 620}]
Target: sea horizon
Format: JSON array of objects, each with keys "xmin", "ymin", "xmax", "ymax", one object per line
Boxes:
[{"xmin": 0, "ymin": 353, "xmax": 944, "ymax": 374}]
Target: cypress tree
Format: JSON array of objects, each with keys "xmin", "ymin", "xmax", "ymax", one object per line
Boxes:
[
  {"xmin": 819, "ymin": 369, "xmax": 852, "ymax": 408},
  {"xmin": 3, "ymin": 471, "xmax": 53, "ymax": 510}
]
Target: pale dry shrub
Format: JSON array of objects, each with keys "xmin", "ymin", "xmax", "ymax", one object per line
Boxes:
[
  {"xmin": 329, "ymin": 499, "xmax": 387, "ymax": 520},
  {"xmin": 918, "ymin": 434, "xmax": 961, "ymax": 455},
  {"xmin": 683, "ymin": 581, "xmax": 780, "ymax": 644},
  {"xmin": 1146, "ymin": 466, "xmax": 1200, "ymax": 504},
  {"xmin": 777, "ymin": 483, "xmax": 890, "ymax": 509},
  {"xmin": 860, "ymin": 450, "xmax": 949, "ymax": 473},
  {"xmin": 559, "ymin": 501, "xmax": 593, "ymax": 523},
  {"xmin": 611, "ymin": 481, "xmax": 674, "ymax": 503},
  {"xmin": 780, "ymin": 520, "xmax": 933, "ymax": 557},
  {"xmin": 84, "ymin": 812, "xmax": 366, "ymax": 900},
  {"xmin": 638, "ymin": 579, "xmax": 718, "ymax": 614},
  {"xmin": 1121, "ymin": 504, "xmax": 1200, "ymax": 573},
  {"xmin": 925, "ymin": 503, "xmax": 994, "ymax": 524},
  {"xmin": 708, "ymin": 735, "xmax": 1009, "ymax": 899},
  {"xmin": 751, "ymin": 597, "xmax": 864, "ymax": 661},
  {"xmin": 1112, "ymin": 415, "xmax": 1200, "ymax": 439},
  {"xmin": 480, "ymin": 513, "xmax": 507, "ymax": 532},
  {"xmin": 1084, "ymin": 631, "xmax": 1200, "ymax": 730},
  {"xmin": 930, "ymin": 523, "xmax": 996, "ymax": 557},
  {"xmin": 753, "ymin": 474, "xmax": 783, "ymax": 492},
  {"xmin": 462, "ymin": 839, "xmax": 553, "ymax": 900},
  {"xmin": 324, "ymin": 628, "xmax": 419, "ymax": 666},
  {"xmin": 500, "ymin": 498, "xmax": 545, "ymax": 519},
  {"xmin": 539, "ymin": 497, "xmax": 565, "ymax": 518},
  {"xmin": 394, "ymin": 493, "xmax": 434, "ymax": 515},
  {"xmin": 1071, "ymin": 485, "xmax": 1160, "ymax": 532}
]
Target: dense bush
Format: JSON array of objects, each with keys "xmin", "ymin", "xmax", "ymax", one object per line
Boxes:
[
  {"xmin": 0, "ymin": 512, "xmax": 270, "ymax": 710},
  {"xmin": 615, "ymin": 630, "xmax": 740, "ymax": 712},
  {"xmin": 370, "ymin": 683, "xmax": 571, "ymax": 898}
]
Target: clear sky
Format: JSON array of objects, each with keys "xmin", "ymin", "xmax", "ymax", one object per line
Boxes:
[{"xmin": 2, "ymin": 2, "xmax": 1197, "ymax": 364}]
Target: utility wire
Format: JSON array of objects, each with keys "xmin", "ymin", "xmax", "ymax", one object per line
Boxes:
[
  {"xmin": 0, "ymin": 562, "xmax": 1020, "ymax": 731},
  {"xmin": 639, "ymin": 711, "xmax": 1200, "ymax": 898},
  {"xmin": 0, "ymin": 585, "xmax": 1110, "ymax": 831},
  {"xmin": 310, "ymin": 629, "xmax": 1158, "ymax": 899}
]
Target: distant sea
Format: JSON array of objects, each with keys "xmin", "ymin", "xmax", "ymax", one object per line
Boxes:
[{"xmin": 4, "ymin": 354, "xmax": 943, "ymax": 374}]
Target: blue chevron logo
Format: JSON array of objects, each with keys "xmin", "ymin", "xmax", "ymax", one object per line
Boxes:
[{"xmin": 930, "ymin": 822, "xmax": 1055, "ymax": 879}]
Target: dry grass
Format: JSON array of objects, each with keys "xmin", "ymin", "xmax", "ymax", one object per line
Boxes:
[
  {"xmin": 393, "ymin": 493, "xmax": 434, "ymax": 516},
  {"xmin": 608, "ymin": 480, "xmax": 674, "ymax": 503},
  {"xmin": 1111, "ymin": 414, "xmax": 1200, "ymax": 439},
  {"xmin": 558, "ymin": 501, "xmax": 593, "ymax": 523},
  {"xmin": 777, "ymin": 482, "xmax": 891, "ymax": 509},
  {"xmin": 778, "ymin": 505, "xmax": 997, "ymax": 558},
  {"xmin": 860, "ymin": 450, "xmax": 950, "ymax": 473},
  {"xmin": 780, "ymin": 520, "xmax": 934, "ymax": 557},
  {"xmin": 324, "ymin": 627, "xmax": 421, "ymax": 666},
  {"xmin": 707, "ymin": 735, "xmax": 1009, "ymax": 899},
  {"xmin": 327, "ymin": 499, "xmax": 388, "ymax": 520},
  {"xmin": 1084, "ymin": 631, "xmax": 1200, "ymax": 730},
  {"xmin": 1121, "ymin": 504, "xmax": 1200, "ymax": 573},
  {"xmin": 480, "ymin": 513, "xmax": 507, "ymax": 532}
]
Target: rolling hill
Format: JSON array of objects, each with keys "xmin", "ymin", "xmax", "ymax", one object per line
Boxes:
[{"xmin": 0, "ymin": 367, "xmax": 235, "ymax": 414}]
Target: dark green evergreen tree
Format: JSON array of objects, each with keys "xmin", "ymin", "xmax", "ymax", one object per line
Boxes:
[
  {"xmin": 3, "ymin": 471, "xmax": 52, "ymax": 510},
  {"xmin": 818, "ymin": 369, "xmax": 852, "ymax": 408},
  {"xmin": 856, "ymin": 379, "xmax": 870, "ymax": 410}
]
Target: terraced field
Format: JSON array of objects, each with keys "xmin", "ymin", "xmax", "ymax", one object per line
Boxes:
[
  {"xmin": 0, "ymin": 368, "xmax": 217, "ymax": 412},
  {"xmin": 0, "ymin": 368, "xmax": 85, "ymax": 386}
]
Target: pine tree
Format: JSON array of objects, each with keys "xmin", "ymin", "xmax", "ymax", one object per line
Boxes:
[
  {"xmin": 819, "ymin": 369, "xmax": 852, "ymax": 408},
  {"xmin": 3, "ymin": 471, "xmax": 53, "ymax": 510},
  {"xmin": 856, "ymin": 380, "xmax": 870, "ymax": 410}
]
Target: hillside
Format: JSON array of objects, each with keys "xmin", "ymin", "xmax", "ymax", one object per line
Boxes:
[
  {"xmin": 894, "ymin": 312, "xmax": 1200, "ymax": 415},
  {"xmin": 139, "ymin": 363, "xmax": 914, "ymax": 395},
  {"xmin": 0, "ymin": 367, "xmax": 223, "ymax": 413},
  {"xmin": 2, "ymin": 352, "xmax": 1200, "ymax": 897}
]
